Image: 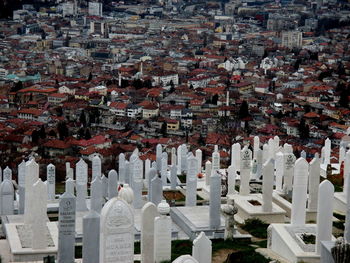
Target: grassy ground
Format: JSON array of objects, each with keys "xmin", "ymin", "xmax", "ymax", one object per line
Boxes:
[{"xmin": 240, "ymin": 218, "xmax": 269, "ymax": 239}]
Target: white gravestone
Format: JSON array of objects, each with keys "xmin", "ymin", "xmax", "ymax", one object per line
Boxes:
[
  {"xmin": 145, "ymin": 159, "xmax": 151, "ymax": 189},
  {"xmin": 205, "ymin": 160, "xmax": 212, "ymax": 186},
  {"xmin": 3, "ymin": 166, "xmax": 12, "ymax": 180},
  {"xmin": 195, "ymin": 149, "xmax": 202, "ymax": 174},
  {"xmin": 239, "ymin": 147, "xmax": 252, "ymax": 195},
  {"xmin": 148, "ymin": 168, "xmax": 157, "ymax": 200},
  {"xmin": 91, "ymin": 175, "xmax": 103, "ymax": 213},
  {"xmin": 161, "ymin": 152, "xmax": 168, "ymax": 186},
  {"xmin": 83, "ymin": 210, "xmax": 100, "ymax": 263},
  {"xmin": 253, "ymin": 136, "xmax": 260, "ymax": 159},
  {"xmin": 192, "ymin": 232, "xmax": 212, "ymax": 263},
  {"xmin": 315, "ymin": 180, "xmax": 334, "ymax": 255},
  {"xmin": 324, "ymin": 138, "xmax": 331, "ymax": 165},
  {"xmin": 231, "ymin": 143, "xmax": 241, "ymax": 171},
  {"xmin": 211, "ymin": 145, "xmax": 220, "ymax": 176},
  {"xmin": 24, "ymin": 159, "xmax": 39, "ymax": 225},
  {"xmin": 291, "ymin": 158, "xmax": 309, "ymax": 226},
  {"xmin": 262, "ymin": 159, "xmax": 274, "ymax": 212},
  {"xmin": 65, "ymin": 178, "xmax": 75, "ymax": 195},
  {"xmin": 308, "ymin": 156, "xmax": 320, "ymax": 212},
  {"xmin": 171, "ymin": 147, "xmax": 177, "ymax": 166},
  {"xmin": 141, "ymin": 202, "xmax": 158, "ymax": 263},
  {"xmin": 150, "ymin": 174, "xmax": 163, "ymax": 207},
  {"xmin": 210, "ymin": 171, "xmax": 221, "ymax": 228},
  {"xmin": 156, "ymin": 144, "xmax": 162, "ymax": 171},
  {"xmin": 47, "ymin": 163, "xmax": 56, "ymax": 200},
  {"xmin": 31, "ymin": 179, "xmax": 48, "ymax": 249},
  {"xmin": 119, "ymin": 153, "xmax": 126, "ymax": 184},
  {"xmin": 283, "ymin": 153, "xmax": 296, "ymax": 194},
  {"xmin": 92, "ymin": 155, "xmax": 102, "ymax": 180},
  {"xmin": 186, "ymin": 156, "xmax": 198, "ymax": 207},
  {"xmin": 58, "ymin": 192, "xmax": 76, "ymax": 263},
  {"xmin": 108, "ymin": 170, "xmax": 118, "ymax": 199},
  {"xmin": 177, "ymin": 145, "xmax": 182, "ymax": 175},
  {"xmin": 227, "ymin": 165, "xmax": 236, "ymax": 195},
  {"xmin": 0, "ymin": 179, "xmax": 14, "ymax": 215},
  {"xmin": 154, "ymin": 200, "xmax": 171, "ymax": 263},
  {"xmin": 101, "ymin": 174, "xmax": 108, "ymax": 200},
  {"xmin": 100, "ymin": 198, "xmax": 134, "ymax": 263},
  {"xmin": 181, "ymin": 144, "xmax": 188, "ymax": 173},
  {"xmin": 18, "ymin": 160, "xmax": 26, "ymax": 214},
  {"xmin": 76, "ymin": 159, "xmax": 88, "ymax": 211},
  {"xmin": 133, "ymin": 157, "xmax": 144, "ymax": 209},
  {"xmin": 170, "ymin": 165, "xmax": 177, "ymax": 190},
  {"xmin": 275, "ymin": 152, "xmax": 284, "ymax": 192}
]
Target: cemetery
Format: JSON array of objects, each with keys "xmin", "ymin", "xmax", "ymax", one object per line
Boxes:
[{"xmin": 0, "ymin": 137, "xmax": 349, "ymax": 262}]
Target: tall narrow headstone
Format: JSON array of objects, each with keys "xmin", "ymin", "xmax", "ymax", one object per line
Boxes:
[
  {"xmin": 119, "ymin": 153, "xmax": 126, "ymax": 183},
  {"xmin": 275, "ymin": 152, "xmax": 284, "ymax": 192},
  {"xmin": 58, "ymin": 192, "xmax": 76, "ymax": 263},
  {"xmin": 47, "ymin": 163, "xmax": 55, "ymax": 200},
  {"xmin": 227, "ymin": 165, "xmax": 236, "ymax": 195},
  {"xmin": 31, "ymin": 179, "xmax": 48, "ymax": 249},
  {"xmin": 181, "ymin": 144, "xmax": 188, "ymax": 173},
  {"xmin": 324, "ymin": 138, "xmax": 331, "ymax": 165},
  {"xmin": 154, "ymin": 200, "xmax": 171, "ymax": 263},
  {"xmin": 76, "ymin": 159, "xmax": 88, "ymax": 211},
  {"xmin": 210, "ymin": 171, "xmax": 221, "ymax": 228},
  {"xmin": 192, "ymin": 232, "xmax": 212, "ymax": 263},
  {"xmin": 291, "ymin": 158, "xmax": 309, "ymax": 226},
  {"xmin": 141, "ymin": 202, "xmax": 158, "ymax": 263},
  {"xmin": 145, "ymin": 159, "xmax": 151, "ymax": 188},
  {"xmin": 150, "ymin": 174, "xmax": 163, "ymax": 207},
  {"xmin": 239, "ymin": 147, "xmax": 252, "ymax": 195},
  {"xmin": 148, "ymin": 168, "xmax": 157, "ymax": 201},
  {"xmin": 195, "ymin": 149, "xmax": 202, "ymax": 174},
  {"xmin": 3, "ymin": 166, "xmax": 12, "ymax": 180},
  {"xmin": 186, "ymin": 156, "xmax": 198, "ymax": 207},
  {"xmin": 133, "ymin": 157, "xmax": 144, "ymax": 209},
  {"xmin": 65, "ymin": 178, "xmax": 75, "ymax": 195},
  {"xmin": 211, "ymin": 145, "xmax": 220, "ymax": 176},
  {"xmin": 24, "ymin": 159, "xmax": 39, "ymax": 225},
  {"xmin": 156, "ymin": 144, "xmax": 162, "ymax": 171},
  {"xmin": 308, "ymin": 156, "xmax": 320, "ymax": 211},
  {"xmin": 340, "ymin": 146, "xmax": 346, "ymax": 165},
  {"xmin": 203, "ymin": 161, "xmax": 211, "ymax": 186},
  {"xmin": 344, "ymin": 154, "xmax": 350, "ymax": 242},
  {"xmin": 231, "ymin": 143, "xmax": 241, "ymax": 170},
  {"xmin": 171, "ymin": 147, "xmax": 177, "ymax": 166},
  {"xmin": 125, "ymin": 160, "xmax": 130, "ymax": 185},
  {"xmin": 262, "ymin": 143, "xmax": 269, "ymax": 164},
  {"xmin": 161, "ymin": 152, "xmax": 168, "ymax": 185},
  {"xmin": 108, "ymin": 170, "xmax": 118, "ymax": 199},
  {"xmin": 91, "ymin": 175, "xmax": 103, "ymax": 213},
  {"xmin": 253, "ymin": 136, "xmax": 260, "ymax": 159},
  {"xmin": 0, "ymin": 179, "xmax": 14, "ymax": 215},
  {"xmin": 65, "ymin": 162, "xmax": 71, "ymax": 179},
  {"xmin": 83, "ymin": 210, "xmax": 100, "ymax": 263},
  {"xmin": 262, "ymin": 159, "xmax": 274, "ymax": 212},
  {"xmin": 343, "ymin": 150, "xmax": 350, "ymax": 198},
  {"xmin": 315, "ymin": 180, "xmax": 334, "ymax": 255},
  {"xmin": 177, "ymin": 145, "xmax": 182, "ymax": 175},
  {"xmin": 283, "ymin": 153, "xmax": 296, "ymax": 194},
  {"xmin": 18, "ymin": 160, "xmax": 26, "ymax": 214},
  {"xmin": 100, "ymin": 198, "xmax": 134, "ymax": 263},
  {"xmin": 101, "ymin": 174, "xmax": 108, "ymax": 200},
  {"xmin": 170, "ymin": 165, "xmax": 177, "ymax": 190},
  {"xmin": 92, "ymin": 155, "xmax": 102, "ymax": 180}
]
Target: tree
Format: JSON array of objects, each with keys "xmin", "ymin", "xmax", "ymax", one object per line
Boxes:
[
  {"xmin": 211, "ymin": 94, "xmax": 219, "ymax": 105},
  {"xmin": 39, "ymin": 125, "xmax": 46, "ymax": 139},
  {"xmin": 298, "ymin": 118, "xmax": 309, "ymax": 139},
  {"xmin": 238, "ymin": 100, "xmax": 249, "ymax": 119},
  {"xmin": 339, "ymin": 87, "xmax": 349, "ymax": 108},
  {"xmin": 79, "ymin": 110, "xmax": 87, "ymax": 127},
  {"xmin": 87, "ymin": 72, "xmax": 93, "ymax": 82},
  {"xmin": 48, "ymin": 130, "xmax": 57, "ymax": 138},
  {"xmin": 58, "ymin": 122, "xmax": 69, "ymax": 140},
  {"xmin": 160, "ymin": 122, "xmax": 167, "ymax": 137},
  {"xmin": 85, "ymin": 128, "xmax": 91, "ymax": 140},
  {"xmin": 32, "ymin": 130, "xmax": 39, "ymax": 144}
]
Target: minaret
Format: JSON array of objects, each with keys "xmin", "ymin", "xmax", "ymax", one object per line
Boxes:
[
  {"xmin": 118, "ymin": 74, "xmax": 121, "ymax": 87},
  {"xmin": 226, "ymin": 91, "xmax": 229, "ymax": 106}
]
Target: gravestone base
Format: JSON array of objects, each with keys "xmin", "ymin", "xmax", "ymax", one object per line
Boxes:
[
  {"xmin": 230, "ymin": 194, "xmax": 286, "ymax": 224},
  {"xmin": 333, "ymin": 192, "xmax": 346, "ymax": 214},
  {"xmin": 170, "ymin": 206, "xmax": 251, "ymax": 241},
  {"xmin": 268, "ymin": 223, "xmax": 335, "ymax": 263},
  {"xmin": 320, "ymin": 241, "xmax": 335, "ymax": 263},
  {"xmin": 272, "ymin": 191, "xmax": 317, "ymax": 222},
  {"xmin": 5, "ymin": 222, "xmax": 58, "ymax": 262}
]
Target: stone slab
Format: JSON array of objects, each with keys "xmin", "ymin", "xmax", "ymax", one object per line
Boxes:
[
  {"xmin": 170, "ymin": 206, "xmax": 250, "ymax": 241},
  {"xmin": 333, "ymin": 192, "xmax": 346, "ymax": 214},
  {"xmin": 5, "ymin": 222, "xmax": 58, "ymax": 262},
  {"xmin": 268, "ymin": 223, "xmax": 336, "ymax": 263},
  {"xmin": 230, "ymin": 194, "xmax": 286, "ymax": 224}
]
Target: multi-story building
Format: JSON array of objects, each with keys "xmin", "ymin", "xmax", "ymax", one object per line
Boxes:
[
  {"xmin": 88, "ymin": 2, "xmax": 103, "ymax": 17},
  {"xmin": 281, "ymin": 31, "xmax": 303, "ymax": 49}
]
